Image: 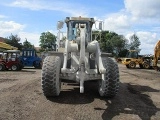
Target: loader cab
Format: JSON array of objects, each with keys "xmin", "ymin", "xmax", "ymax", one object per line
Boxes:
[
  {"xmin": 3, "ymin": 50, "xmax": 21, "ymax": 62},
  {"xmin": 126, "ymin": 50, "xmax": 138, "ymax": 59},
  {"xmin": 65, "ymin": 17, "xmax": 95, "ymax": 41}
]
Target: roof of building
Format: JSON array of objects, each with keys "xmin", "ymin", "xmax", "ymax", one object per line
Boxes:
[{"xmin": 0, "ymin": 37, "xmax": 5, "ymax": 42}]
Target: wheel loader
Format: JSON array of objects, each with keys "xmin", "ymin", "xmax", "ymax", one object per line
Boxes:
[
  {"xmin": 122, "ymin": 50, "xmax": 152, "ymax": 69},
  {"xmin": 41, "ymin": 17, "xmax": 119, "ymax": 97},
  {"xmin": 122, "ymin": 40, "xmax": 160, "ymax": 70}
]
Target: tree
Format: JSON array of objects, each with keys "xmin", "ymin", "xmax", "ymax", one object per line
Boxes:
[
  {"xmin": 39, "ymin": 31, "xmax": 56, "ymax": 51},
  {"xmin": 100, "ymin": 31, "xmax": 113, "ymax": 52},
  {"xmin": 129, "ymin": 34, "xmax": 141, "ymax": 50},
  {"xmin": 23, "ymin": 38, "xmax": 34, "ymax": 49},
  {"xmin": 118, "ymin": 49, "xmax": 129, "ymax": 57},
  {"xmin": 95, "ymin": 31, "xmax": 128, "ymax": 57},
  {"xmin": 5, "ymin": 34, "xmax": 23, "ymax": 50},
  {"xmin": 111, "ymin": 35, "xmax": 128, "ymax": 57},
  {"xmin": 93, "ymin": 30, "xmax": 113, "ymax": 52}
]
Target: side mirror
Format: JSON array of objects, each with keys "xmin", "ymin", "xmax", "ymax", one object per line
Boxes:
[
  {"xmin": 57, "ymin": 21, "xmax": 64, "ymax": 30},
  {"xmin": 99, "ymin": 22, "xmax": 102, "ymax": 30}
]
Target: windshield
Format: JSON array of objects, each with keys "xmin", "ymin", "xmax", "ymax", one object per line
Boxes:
[
  {"xmin": 23, "ymin": 50, "xmax": 35, "ymax": 57},
  {"xmin": 126, "ymin": 51, "xmax": 138, "ymax": 58},
  {"xmin": 67, "ymin": 21, "xmax": 92, "ymax": 41}
]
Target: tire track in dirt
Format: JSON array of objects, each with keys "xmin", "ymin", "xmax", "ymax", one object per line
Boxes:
[
  {"xmin": 0, "ymin": 66, "xmax": 160, "ymax": 120},
  {"xmin": 0, "ymin": 78, "xmax": 40, "ymax": 119}
]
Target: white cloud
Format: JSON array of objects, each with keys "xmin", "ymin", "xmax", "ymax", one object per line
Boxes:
[
  {"xmin": 136, "ymin": 31, "xmax": 159, "ymax": 44},
  {"xmin": 0, "ymin": 20, "xmax": 59, "ymax": 47},
  {"xmin": 125, "ymin": 0, "xmax": 160, "ymax": 19},
  {"xmin": 139, "ymin": 43, "xmax": 155, "ymax": 55},
  {"xmin": 18, "ymin": 32, "xmax": 40, "ymax": 47},
  {"xmin": 125, "ymin": 31, "xmax": 160, "ymax": 54},
  {"xmin": 0, "ymin": 20, "xmax": 41, "ymax": 47},
  {"xmin": 103, "ymin": 0, "xmax": 160, "ymax": 34},
  {"xmin": 1, "ymin": 0, "xmax": 159, "ymax": 55},
  {"xmin": 0, "ymin": 21, "xmax": 25, "ymax": 37},
  {"xmin": 103, "ymin": 13, "xmax": 131, "ymax": 34},
  {"xmin": 7, "ymin": 0, "xmax": 88, "ymax": 16},
  {"xmin": 99, "ymin": 0, "xmax": 160, "ymax": 55},
  {"xmin": 136, "ymin": 31, "xmax": 160, "ymax": 54},
  {"xmin": 19, "ymin": 30, "xmax": 64, "ymax": 47}
]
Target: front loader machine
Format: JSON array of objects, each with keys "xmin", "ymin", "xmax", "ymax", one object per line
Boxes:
[
  {"xmin": 41, "ymin": 17, "xmax": 119, "ymax": 98},
  {"xmin": 122, "ymin": 50, "xmax": 152, "ymax": 69}
]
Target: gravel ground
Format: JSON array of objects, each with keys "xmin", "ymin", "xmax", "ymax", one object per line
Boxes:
[{"xmin": 0, "ymin": 64, "xmax": 160, "ymax": 120}]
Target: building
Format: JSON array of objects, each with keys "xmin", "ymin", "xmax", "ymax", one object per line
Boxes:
[{"xmin": 0, "ymin": 37, "xmax": 5, "ymax": 42}]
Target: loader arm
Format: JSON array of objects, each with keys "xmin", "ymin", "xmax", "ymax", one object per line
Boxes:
[{"xmin": 153, "ymin": 40, "xmax": 160, "ymax": 67}]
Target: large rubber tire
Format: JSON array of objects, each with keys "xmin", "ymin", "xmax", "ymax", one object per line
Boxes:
[
  {"xmin": 11, "ymin": 64, "xmax": 19, "ymax": 71},
  {"xmin": 143, "ymin": 62, "xmax": 150, "ymax": 69},
  {"xmin": 129, "ymin": 61, "xmax": 136, "ymax": 68},
  {"xmin": 0, "ymin": 64, "xmax": 5, "ymax": 71},
  {"xmin": 98, "ymin": 57, "xmax": 119, "ymax": 98},
  {"xmin": 41, "ymin": 56, "xmax": 61, "ymax": 97}
]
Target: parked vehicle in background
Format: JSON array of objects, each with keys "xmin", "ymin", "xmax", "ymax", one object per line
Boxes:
[
  {"xmin": 122, "ymin": 50, "xmax": 152, "ymax": 69},
  {"xmin": 122, "ymin": 40, "xmax": 160, "ymax": 71},
  {"xmin": 0, "ymin": 50, "xmax": 23, "ymax": 71},
  {"xmin": 19, "ymin": 49, "xmax": 42, "ymax": 69}
]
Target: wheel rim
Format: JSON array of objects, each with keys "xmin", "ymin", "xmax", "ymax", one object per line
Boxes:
[
  {"xmin": 130, "ymin": 64, "xmax": 134, "ymax": 67},
  {"xmin": 12, "ymin": 65, "xmax": 17, "ymax": 71},
  {"xmin": 144, "ymin": 64, "xmax": 149, "ymax": 69},
  {"xmin": 129, "ymin": 62, "xmax": 135, "ymax": 68}
]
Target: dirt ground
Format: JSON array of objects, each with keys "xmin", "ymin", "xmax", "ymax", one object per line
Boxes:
[{"xmin": 0, "ymin": 64, "xmax": 160, "ymax": 120}]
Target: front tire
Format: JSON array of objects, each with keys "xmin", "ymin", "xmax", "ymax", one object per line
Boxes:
[
  {"xmin": 129, "ymin": 61, "xmax": 136, "ymax": 68},
  {"xmin": 143, "ymin": 62, "xmax": 150, "ymax": 69},
  {"xmin": 11, "ymin": 64, "xmax": 19, "ymax": 71},
  {"xmin": 0, "ymin": 64, "xmax": 5, "ymax": 71},
  {"xmin": 41, "ymin": 56, "xmax": 61, "ymax": 97},
  {"xmin": 98, "ymin": 57, "xmax": 119, "ymax": 98}
]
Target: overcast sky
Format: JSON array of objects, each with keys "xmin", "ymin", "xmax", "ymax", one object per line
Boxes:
[{"xmin": 0, "ymin": 0, "xmax": 160, "ymax": 54}]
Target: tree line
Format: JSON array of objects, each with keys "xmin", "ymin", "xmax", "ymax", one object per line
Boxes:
[
  {"xmin": 93, "ymin": 31, "xmax": 141, "ymax": 57},
  {"xmin": 4, "ymin": 31, "xmax": 140, "ymax": 57},
  {"xmin": 4, "ymin": 34, "xmax": 34, "ymax": 50}
]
